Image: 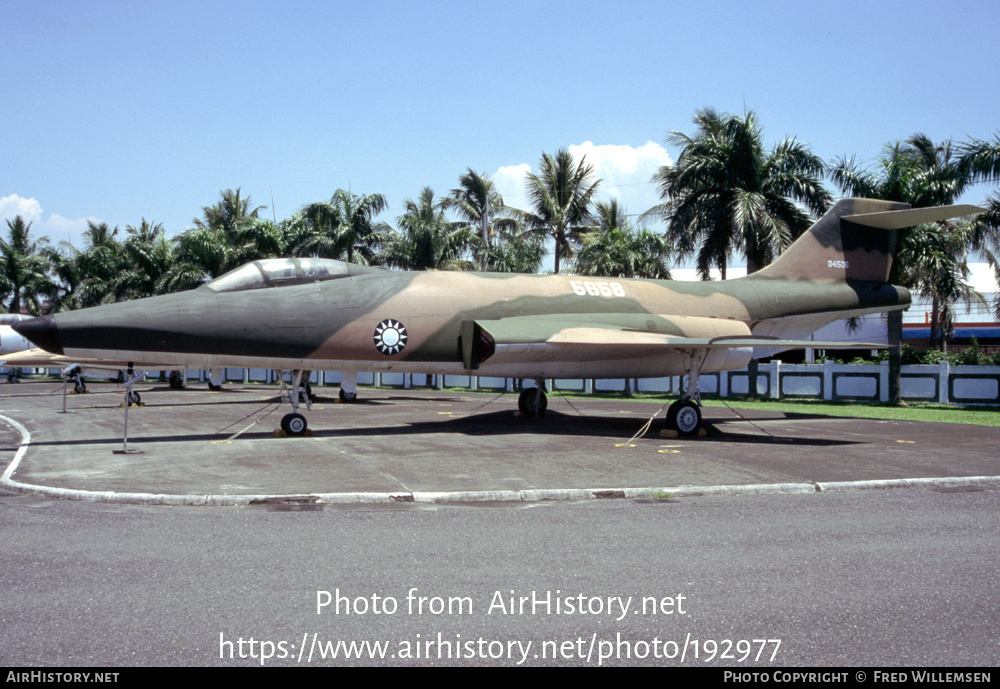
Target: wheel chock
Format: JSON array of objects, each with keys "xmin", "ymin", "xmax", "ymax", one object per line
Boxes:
[{"xmin": 659, "ymin": 429, "xmax": 679, "ymax": 438}]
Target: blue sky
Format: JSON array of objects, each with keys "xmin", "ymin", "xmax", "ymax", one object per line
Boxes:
[{"xmin": 3, "ymin": 0, "xmax": 998, "ymax": 259}]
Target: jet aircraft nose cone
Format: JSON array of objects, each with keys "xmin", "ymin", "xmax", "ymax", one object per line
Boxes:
[{"xmin": 11, "ymin": 315, "xmax": 64, "ymax": 355}]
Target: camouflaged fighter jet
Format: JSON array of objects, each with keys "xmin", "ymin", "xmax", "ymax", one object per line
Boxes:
[{"xmin": 13, "ymin": 198, "xmax": 985, "ymax": 436}]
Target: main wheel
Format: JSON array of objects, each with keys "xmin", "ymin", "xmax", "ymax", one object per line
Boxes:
[
  {"xmin": 169, "ymin": 371, "xmax": 185, "ymax": 389},
  {"xmin": 339, "ymin": 388, "xmax": 357, "ymax": 403},
  {"xmin": 281, "ymin": 413, "xmax": 308, "ymax": 436},
  {"xmin": 518, "ymin": 387, "xmax": 548, "ymax": 417},
  {"xmin": 126, "ymin": 391, "xmax": 141, "ymax": 406},
  {"xmin": 74, "ymin": 379, "xmax": 87, "ymax": 394},
  {"xmin": 666, "ymin": 399, "xmax": 701, "ymax": 436}
]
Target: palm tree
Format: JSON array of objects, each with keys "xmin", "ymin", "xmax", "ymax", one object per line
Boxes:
[
  {"xmin": 40, "ymin": 242, "xmax": 85, "ymax": 313},
  {"xmin": 162, "ymin": 189, "xmax": 276, "ymax": 291},
  {"xmin": 648, "ymin": 108, "xmax": 830, "ymax": 401},
  {"xmin": 830, "ymin": 134, "xmax": 982, "ymax": 403},
  {"xmin": 576, "ymin": 200, "xmax": 672, "ymax": 279},
  {"xmin": 830, "ymin": 135, "xmax": 976, "ymax": 349},
  {"xmin": 444, "ymin": 169, "xmax": 522, "ymax": 271},
  {"xmin": 380, "ymin": 187, "xmax": 475, "ymax": 271},
  {"xmin": 192, "ymin": 188, "xmax": 265, "ymax": 237},
  {"xmin": 73, "ymin": 221, "xmax": 125, "ymax": 306},
  {"xmin": 958, "ymin": 132, "xmax": 1000, "ymax": 184},
  {"xmin": 958, "ymin": 132, "xmax": 1000, "ymax": 316},
  {"xmin": 522, "ymin": 148, "xmax": 601, "ymax": 274},
  {"xmin": 648, "ymin": 108, "xmax": 831, "ymax": 280},
  {"xmin": 292, "ymin": 189, "xmax": 390, "ymax": 265},
  {"xmin": 476, "ymin": 229, "xmax": 546, "ymax": 273},
  {"xmin": 1, "ymin": 216, "xmax": 51, "ymax": 314},
  {"xmin": 117, "ymin": 220, "xmax": 174, "ymax": 300}
]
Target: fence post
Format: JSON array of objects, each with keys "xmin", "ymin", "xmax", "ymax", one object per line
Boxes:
[
  {"xmin": 770, "ymin": 361, "xmax": 781, "ymax": 400},
  {"xmin": 938, "ymin": 361, "xmax": 950, "ymax": 404},
  {"xmin": 879, "ymin": 361, "xmax": 888, "ymax": 403}
]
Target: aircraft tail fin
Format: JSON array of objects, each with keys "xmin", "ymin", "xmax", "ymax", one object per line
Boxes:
[{"xmin": 755, "ymin": 198, "xmax": 985, "ymax": 283}]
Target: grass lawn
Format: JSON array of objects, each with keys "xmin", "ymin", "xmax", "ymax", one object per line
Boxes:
[
  {"xmin": 697, "ymin": 398, "xmax": 1000, "ymax": 426},
  {"xmin": 536, "ymin": 390, "xmax": 1000, "ymax": 427}
]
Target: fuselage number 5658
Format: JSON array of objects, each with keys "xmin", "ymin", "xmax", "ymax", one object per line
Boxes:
[{"xmin": 570, "ymin": 280, "xmax": 627, "ymax": 298}]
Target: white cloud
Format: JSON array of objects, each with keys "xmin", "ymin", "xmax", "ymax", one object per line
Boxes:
[
  {"xmin": 492, "ymin": 163, "xmax": 532, "ymax": 206},
  {"xmin": 0, "ymin": 194, "xmax": 101, "ymax": 247},
  {"xmin": 0, "ymin": 194, "xmax": 43, "ymax": 224},
  {"xmin": 569, "ymin": 141, "xmax": 672, "ymax": 218}
]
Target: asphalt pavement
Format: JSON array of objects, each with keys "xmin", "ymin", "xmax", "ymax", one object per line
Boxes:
[{"xmin": 2, "ymin": 379, "xmax": 999, "ymax": 505}]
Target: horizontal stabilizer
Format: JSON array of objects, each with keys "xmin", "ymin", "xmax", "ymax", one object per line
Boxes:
[
  {"xmin": 756, "ymin": 198, "xmax": 987, "ymax": 283},
  {"xmin": 844, "ymin": 204, "xmax": 987, "ymax": 230}
]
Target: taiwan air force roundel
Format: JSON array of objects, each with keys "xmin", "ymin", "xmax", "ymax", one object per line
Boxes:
[{"xmin": 373, "ymin": 319, "xmax": 408, "ymax": 355}]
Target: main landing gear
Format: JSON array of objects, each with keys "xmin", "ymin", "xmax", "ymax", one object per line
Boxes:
[
  {"xmin": 665, "ymin": 398, "xmax": 701, "ymax": 435},
  {"xmin": 517, "ymin": 380, "xmax": 548, "ymax": 417},
  {"xmin": 662, "ymin": 353, "xmax": 706, "ymax": 436},
  {"xmin": 207, "ymin": 367, "xmax": 223, "ymax": 392},
  {"xmin": 338, "ymin": 371, "xmax": 358, "ymax": 403}
]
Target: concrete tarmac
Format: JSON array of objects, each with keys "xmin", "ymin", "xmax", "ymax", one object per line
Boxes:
[{"xmin": 2, "ymin": 380, "xmax": 999, "ymax": 505}]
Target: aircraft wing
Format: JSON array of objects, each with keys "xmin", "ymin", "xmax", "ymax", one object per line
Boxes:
[{"xmin": 463, "ymin": 316, "xmax": 884, "ymax": 368}]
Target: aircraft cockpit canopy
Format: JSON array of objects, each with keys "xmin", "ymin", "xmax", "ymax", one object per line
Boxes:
[{"xmin": 205, "ymin": 258, "xmax": 364, "ymax": 292}]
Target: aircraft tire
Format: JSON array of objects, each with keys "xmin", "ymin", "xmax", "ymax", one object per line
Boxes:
[
  {"xmin": 208, "ymin": 382, "xmax": 222, "ymax": 392},
  {"xmin": 339, "ymin": 388, "xmax": 357, "ymax": 403},
  {"xmin": 74, "ymin": 380, "xmax": 87, "ymax": 394},
  {"xmin": 666, "ymin": 399, "xmax": 701, "ymax": 436},
  {"xmin": 127, "ymin": 391, "xmax": 141, "ymax": 406},
  {"xmin": 7, "ymin": 374, "xmax": 18, "ymax": 384},
  {"xmin": 282, "ymin": 413, "xmax": 308, "ymax": 436},
  {"xmin": 169, "ymin": 372, "xmax": 184, "ymax": 390},
  {"xmin": 518, "ymin": 387, "xmax": 547, "ymax": 417}
]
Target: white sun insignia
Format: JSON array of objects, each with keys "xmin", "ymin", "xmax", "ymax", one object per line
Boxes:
[{"xmin": 373, "ymin": 319, "xmax": 408, "ymax": 355}]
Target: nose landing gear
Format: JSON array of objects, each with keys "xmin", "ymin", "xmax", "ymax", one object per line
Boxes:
[{"xmin": 279, "ymin": 370, "xmax": 312, "ymax": 436}]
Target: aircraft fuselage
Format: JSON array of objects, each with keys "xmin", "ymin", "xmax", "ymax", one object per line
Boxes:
[{"xmin": 15, "ymin": 268, "xmax": 908, "ymax": 380}]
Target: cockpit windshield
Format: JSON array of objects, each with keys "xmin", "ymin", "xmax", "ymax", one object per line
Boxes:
[{"xmin": 205, "ymin": 258, "xmax": 356, "ymax": 292}]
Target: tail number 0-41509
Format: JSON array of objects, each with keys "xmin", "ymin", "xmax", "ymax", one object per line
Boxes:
[{"xmin": 570, "ymin": 280, "xmax": 627, "ymax": 297}]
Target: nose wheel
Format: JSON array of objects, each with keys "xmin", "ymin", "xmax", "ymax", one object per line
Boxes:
[{"xmin": 278, "ymin": 369, "xmax": 312, "ymax": 436}]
